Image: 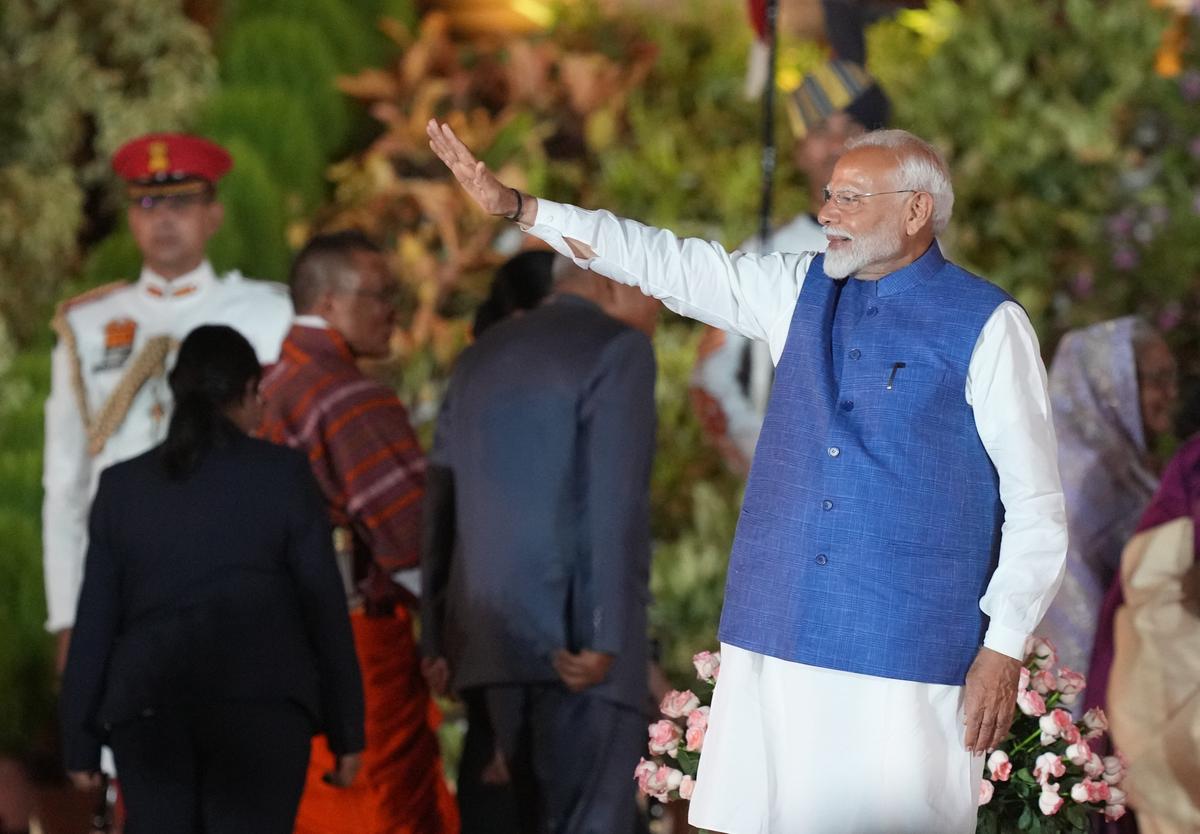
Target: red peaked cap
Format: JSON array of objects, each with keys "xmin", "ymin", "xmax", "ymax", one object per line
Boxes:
[{"xmin": 112, "ymin": 133, "xmax": 233, "ymax": 190}]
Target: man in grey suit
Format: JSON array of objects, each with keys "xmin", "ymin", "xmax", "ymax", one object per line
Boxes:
[{"xmin": 421, "ymin": 256, "xmax": 659, "ymax": 834}]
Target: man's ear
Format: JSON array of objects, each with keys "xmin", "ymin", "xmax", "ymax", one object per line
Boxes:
[
  {"xmin": 907, "ymin": 192, "xmax": 934, "ymax": 235},
  {"xmin": 204, "ymin": 200, "xmax": 226, "ymax": 239}
]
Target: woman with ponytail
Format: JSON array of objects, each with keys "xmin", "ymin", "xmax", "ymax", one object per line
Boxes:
[{"xmin": 60, "ymin": 325, "xmax": 365, "ymax": 834}]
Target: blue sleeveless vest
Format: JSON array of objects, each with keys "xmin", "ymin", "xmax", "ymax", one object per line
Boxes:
[{"xmin": 718, "ymin": 242, "xmax": 1013, "ymax": 685}]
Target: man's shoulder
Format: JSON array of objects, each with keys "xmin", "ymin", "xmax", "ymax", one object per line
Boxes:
[
  {"xmin": 938, "ymin": 260, "xmax": 1014, "ymax": 306},
  {"xmin": 213, "ymin": 271, "xmax": 293, "ymax": 316},
  {"xmin": 56, "ymin": 282, "xmax": 136, "ymax": 330},
  {"xmin": 237, "ymin": 434, "xmax": 309, "ymax": 471}
]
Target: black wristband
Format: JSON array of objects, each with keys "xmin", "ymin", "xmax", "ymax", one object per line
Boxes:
[{"xmin": 506, "ymin": 188, "xmax": 524, "ymax": 222}]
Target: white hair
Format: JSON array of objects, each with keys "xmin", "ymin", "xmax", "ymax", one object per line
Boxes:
[{"xmin": 845, "ymin": 129, "xmax": 954, "ymax": 234}]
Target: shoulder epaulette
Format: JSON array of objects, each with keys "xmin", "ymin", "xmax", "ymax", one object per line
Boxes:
[
  {"xmin": 48, "ymin": 281, "xmax": 130, "ymax": 446},
  {"xmin": 53, "ymin": 281, "xmax": 129, "ymax": 321}
]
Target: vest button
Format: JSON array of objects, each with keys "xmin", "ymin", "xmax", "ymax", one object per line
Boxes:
[
  {"xmin": 822, "ymin": 500, "xmax": 834, "ymax": 511},
  {"xmin": 841, "ymin": 400, "xmax": 854, "ymax": 412},
  {"xmin": 827, "ymin": 446, "xmax": 840, "ymax": 457},
  {"xmin": 849, "ymin": 348, "xmax": 861, "ymax": 360},
  {"xmin": 866, "ymin": 306, "xmax": 879, "ymax": 317},
  {"xmin": 815, "ymin": 554, "xmax": 828, "ymax": 566}
]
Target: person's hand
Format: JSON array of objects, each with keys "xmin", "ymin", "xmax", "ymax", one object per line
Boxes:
[
  {"xmin": 552, "ymin": 649, "xmax": 614, "ymax": 692},
  {"xmin": 426, "ymin": 120, "xmax": 533, "ymax": 223},
  {"xmin": 324, "ymin": 753, "xmax": 362, "ymax": 788},
  {"xmin": 963, "ymin": 647, "xmax": 1022, "ymax": 755},
  {"xmin": 68, "ymin": 770, "xmax": 102, "ymax": 791},
  {"xmin": 421, "ymin": 656, "xmax": 451, "ymax": 698},
  {"xmin": 55, "ymin": 628, "xmax": 73, "ymax": 677}
]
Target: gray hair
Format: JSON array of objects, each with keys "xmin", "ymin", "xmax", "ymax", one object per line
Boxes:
[
  {"xmin": 845, "ymin": 129, "xmax": 954, "ymax": 234},
  {"xmin": 551, "ymin": 253, "xmax": 582, "ymax": 283}
]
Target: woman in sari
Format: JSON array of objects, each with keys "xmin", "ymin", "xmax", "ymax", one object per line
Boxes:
[
  {"xmin": 1039, "ymin": 317, "xmax": 1177, "ymax": 683},
  {"xmin": 1098, "ymin": 434, "xmax": 1200, "ymax": 832}
]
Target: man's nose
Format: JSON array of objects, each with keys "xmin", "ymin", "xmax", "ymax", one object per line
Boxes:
[{"xmin": 817, "ymin": 201, "xmax": 838, "ymax": 228}]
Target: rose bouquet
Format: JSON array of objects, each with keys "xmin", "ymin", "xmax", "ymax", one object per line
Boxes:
[
  {"xmin": 977, "ymin": 637, "xmax": 1128, "ymax": 833},
  {"xmin": 633, "ymin": 650, "xmax": 720, "ymax": 804}
]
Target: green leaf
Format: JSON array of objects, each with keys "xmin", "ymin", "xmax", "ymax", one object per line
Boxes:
[
  {"xmin": 1018, "ymin": 804, "xmax": 1034, "ymax": 830},
  {"xmin": 675, "ymin": 747, "xmax": 701, "ymax": 777},
  {"xmin": 1016, "ymin": 768, "xmax": 1036, "ymax": 784}
]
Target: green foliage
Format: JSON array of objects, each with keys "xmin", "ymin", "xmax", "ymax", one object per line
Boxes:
[
  {"xmin": 222, "ymin": 0, "xmax": 385, "ymax": 72},
  {"xmin": 206, "ymin": 137, "xmax": 290, "ymax": 282},
  {"xmin": 219, "ymin": 15, "xmax": 350, "ymax": 156},
  {"xmin": 868, "ymin": 0, "xmax": 1196, "ymax": 362},
  {"xmin": 0, "ymin": 348, "xmax": 54, "ymax": 755},
  {"xmin": 554, "ymin": 0, "xmax": 810, "ymax": 246},
  {"xmin": 646, "ymin": 323, "xmax": 742, "ymax": 681},
  {"xmin": 197, "ymin": 85, "xmax": 326, "ymax": 213}
]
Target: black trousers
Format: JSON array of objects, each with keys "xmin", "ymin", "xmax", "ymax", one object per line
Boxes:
[
  {"xmin": 459, "ymin": 684, "xmax": 645, "ymax": 834},
  {"xmin": 108, "ymin": 700, "xmax": 311, "ymax": 834}
]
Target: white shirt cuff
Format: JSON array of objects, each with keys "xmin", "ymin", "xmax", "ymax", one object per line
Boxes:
[{"xmin": 982, "ymin": 621, "xmax": 1029, "ymax": 662}]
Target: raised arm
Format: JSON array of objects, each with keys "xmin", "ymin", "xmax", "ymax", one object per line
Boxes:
[{"xmin": 427, "ymin": 120, "xmax": 813, "ymax": 354}]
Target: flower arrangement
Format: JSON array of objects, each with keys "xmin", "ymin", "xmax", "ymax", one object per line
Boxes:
[
  {"xmin": 977, "ymin": 637, "xmax": 1128, "ymax": 833},
  {"xmin": 634, "ymin": 650, "xmax": 720, "ymax": 803}
]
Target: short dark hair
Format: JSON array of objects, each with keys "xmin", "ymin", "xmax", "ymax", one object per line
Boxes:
[{"xmin": 289, "ymin": 229, "xmax": 382, "ymax": 313}]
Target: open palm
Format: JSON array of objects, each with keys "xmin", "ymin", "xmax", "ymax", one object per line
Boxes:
[{"xmin": 426, "ymin": 119, "xmax": 513, "ymax": 216}]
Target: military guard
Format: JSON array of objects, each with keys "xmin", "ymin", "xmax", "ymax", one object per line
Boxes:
[{"xmin": 43, "ymin": 133, "xmax": 293, "ymax": 665}]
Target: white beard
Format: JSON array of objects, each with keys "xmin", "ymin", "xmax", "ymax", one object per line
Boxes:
[{"xmin": 822, "ymin": 223, "xmax": 903, "ymax": 279}]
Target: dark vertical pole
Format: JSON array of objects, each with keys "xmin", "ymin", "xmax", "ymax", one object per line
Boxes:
[{"xmin": 756, "ymin": 0, "xmax": 780, "ymax": 251}]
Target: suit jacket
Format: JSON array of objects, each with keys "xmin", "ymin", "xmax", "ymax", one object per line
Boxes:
[
  {"xmin": 422, "ymin": 294, "xmax": 656, "ymax": 710},
  {"xmin": 59, "ymin": 428, "xmax": 365, "ymax": 771}
]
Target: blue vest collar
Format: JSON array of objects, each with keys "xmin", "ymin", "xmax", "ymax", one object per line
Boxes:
[{"xmin": 862, "ymin": 239, "xmax": 945, "ymax": 298}]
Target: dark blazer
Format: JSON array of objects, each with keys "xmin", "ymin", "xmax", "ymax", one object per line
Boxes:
[
  {"xmin": 59, "ymin": 429, "xmax": 365, "ymax": 772},
  {"xmin": 422, "ymin": 294, "xmax": 657, "ymax": 710}
]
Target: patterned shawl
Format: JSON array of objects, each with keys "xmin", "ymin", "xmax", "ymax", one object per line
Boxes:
[{"xmin": 1039, "ymin": 317, "xmax": 1160, "ymax": 677}]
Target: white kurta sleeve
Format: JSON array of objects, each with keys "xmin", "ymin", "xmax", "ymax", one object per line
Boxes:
[
  {"xmin": 526, "ymin": 200, "xmax": 813, "ymax": 355},
  {"xmin": 42, "ymin": 338, "xmax": 94, "ymax": 632},
  {"xmin": 968, "ymin": 301, "xmax": 1068, "ymax": 660}
]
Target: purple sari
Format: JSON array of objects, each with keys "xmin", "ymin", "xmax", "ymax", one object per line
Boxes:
[{"xmin": 1040, "ymin": 318, "xmax": 1160, "ymax": 681}]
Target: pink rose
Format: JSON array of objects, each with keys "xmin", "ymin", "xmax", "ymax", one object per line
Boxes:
[
  {"xmin": 648, "ymin": 720, "xmax": 683, "ymax": 756},
  {"xmin": 1065, "ymin": 741, "xmax": 1092, "ymax": 767},
  {"xmin": 1082, "ymin": 707, "xmax": 1108, "ymax": 739},
  {"xmin": 978, "ymin": 779, "xmax": 994, "ymax": 806},
  {"xmin": 1017, "ymin": 687, "xmax": 1047, "ymax": 717},
  {"xmin": 1084, "ymin": 752, "xmax": 1105, "ymax": 779},
  {"xmin": 1039, "ymin": 709, "xmax": 1074, "ymax": 745},
  {"xmin": 1102, "ymin": 754, "xmax": 1128, "ymax": 785},
  {"xmin": 643, "ymin": 768, "xmax": 670, "ymax": 800},
  {"xmin": 1104, "ymin": 804, "xmax": 1127, "ymax": 822},
  {"xmin": 660, "ymin": 690, "xmax": 701, "ymax": 719},
  {"xmin": 1026, "ymin": 636, "xmax": 1058, "ymax": 670},
  {"xmin": 1057, "ymin": 668, "xmax": 1086, "ymax": 706},
  {"xmin": 692, "ymin": 651, "xmax": 721, "ymax": 682},
  {"xmin": 987, "ymin": 750, "xmax": 1012, "ymax": 782},
  {"xmin": 679, "ymin": 775, "xmax": 695, "ymax": 800},
  {"xmin": 1018, "ymin": 666, "xmax": 1031, "ymax": 692},
  {"xmin": 687, "ymin": 706, "xmax": 710, "ymax": 732},
  {"xmin": 1107, "ymin": 787, "xmax": 1126, "ymax": 806},
  {"xmin": 1069, "ymin": 779, "xmax": 1110, "ymax": 804},
  {"xmin": 685, "ymin": 725, "xmax": 705, "ymax": 752},
  {"xmin": 634, "ymin": 758, "xmax": 660, "ymax": 796},
  {"xmin": 1061, "ymin": 723, "xmax": 1083, "ymax": 746},
  {"xmin": 1033, "ymin": 752, "xmax": 1065, "ymax": 784},
  {"xmin": 1031, "ymin": 669, "xmax": 1058, "ymax": 695},
  {"xmin": 1039, "ymin": 783, "xmax": 1064, "ymax": 816}
]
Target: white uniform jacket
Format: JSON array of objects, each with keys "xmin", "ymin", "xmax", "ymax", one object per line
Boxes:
[{"xmin": 42, "ymin": 261, "xmax": 293, "ymax": 631}]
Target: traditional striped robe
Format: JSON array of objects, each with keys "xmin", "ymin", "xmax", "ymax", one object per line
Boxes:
[{"xmin": 261, "ymin": 323, "xmax": 457, "ymax": 834}]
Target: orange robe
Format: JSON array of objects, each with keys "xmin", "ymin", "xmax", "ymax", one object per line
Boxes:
[{"xmin": 260, "ymin": 325, "xmax": 458, "ymax": 834}]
